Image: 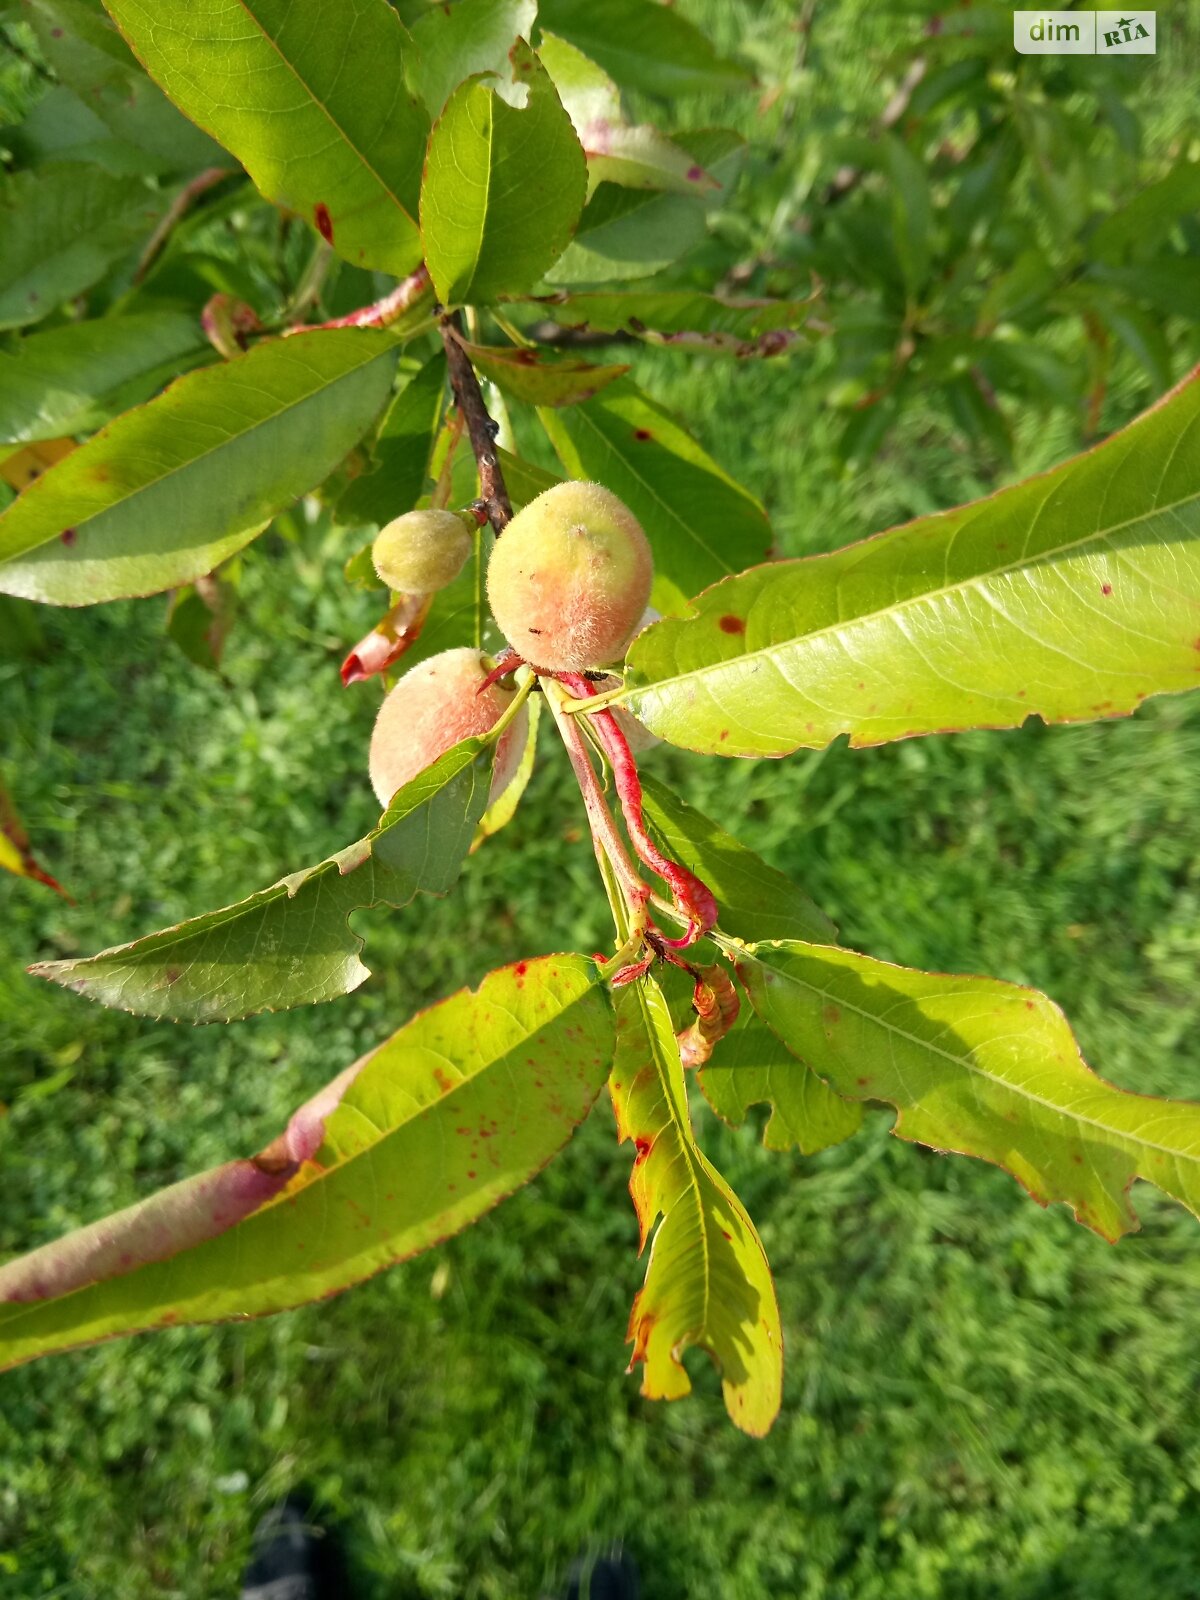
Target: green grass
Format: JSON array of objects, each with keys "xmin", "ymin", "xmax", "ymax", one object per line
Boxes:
[{"xmin": 5, "ymin": 4, "xmax": 1200, "ymax": 1597}]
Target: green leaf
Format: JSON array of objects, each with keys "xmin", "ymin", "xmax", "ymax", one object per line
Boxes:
[
  {"xmin": 28, "ymin": 0, "xmax": 226, "ymax": 173},
  {"xmin": 408, "ymin": 0, "xmax": 537, "ymax": 116},
  {"xmin": 738, "ymin": 940, "xmax": 1200, "ymax": 1243},
  {"xmin": 1071, "ymin": 290, "xmax": 1173, "ymax": 395},
  {"xmin": 636, "ymin": 776, "xmax": 852, "ymax": 1153},
  {"xmin": 420, "ymin": 38, "xmax": 587, "ymax": 305},
  {"xmin": 1084, "ymin": 259, "xmax": 1200, "ymax": 323},
  {"xmin": 0, "ymin": 329, "xmax": 399, "ymax": 606},
  {"xmin": 30, "ymin": 738, "xmax": 492, "ymax": 1021},
  {"xmin": 164, "ymin": 569, "xmax": 237, "ymax": 673},
  {"xmin": 513, "ymin": 288, "xmax": 816, "ymax": 356},
  {"xmin": 699, "ymin": 1009, "xmax": 862, "ymax": 1157},
  {"xmin": 102, "ymin": 0, "xmax": 429, "ymax": 274},
  {"xmin": 474, "ymin": 692, "xmax": 539, "ymax": 845},
  {"xmin": 536, "ymin": 0, "xmax": 751, "ymax": 97},
  {"xmin": 0, "ymin": 312, "xmax": 211, "ymax": 445},
  {"xmin": 639, "ymin": 774, "xmax": 836, "ymax": 946},
  {"xmin": 337, "ymin": 353, "xmax": 447, "ymax": 528},
  {"xmin": 1090, "ymin": 159, "xmax": 1200, "ymax": 264},
  {"xmin": 497, "ymin": 445, "xmax": 563, "ymax": 508},
  {"xmin": 611, "ymin": 978, "xmax": 781, "ymax": 1436},
  {"xmin": 457, "ymin": 339, "xmax": 628, "ymax": 408},
  {"xmin": 0, "ymin": 954, "xmax": 613, "ymax": 1370},
  {"xmin": 546, "ymin": 128, "xmax": 746, "ymax": 285},
  {"xmin": 538, "ymin": 378, "xmax": 771, "ymax": 611},
  {"xmin": 0, "ymin": 164, "xmax": 166, "ymax": 330},
  {"xmin": 539, "ymin": 32, "xmax": 716, "ymax": 198},
  {"xmin": 622, "ymin": 364, "xmax": 1200, "ymax": 755},
  {"xmin": 4, "ymin": 84, "xmax": 164, "ymax": 177},
  {"xmin": 836, "ymin": 133, "xmax": 934, "ymax": 296}
]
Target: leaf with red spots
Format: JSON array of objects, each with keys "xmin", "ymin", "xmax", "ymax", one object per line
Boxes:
[
  {"xmin": 611, "ymin": 977, "xmax": 782, "ymax": 1437},
  {"xmin": 0, "ymin": 955, "xmax": 613, "ymax": 1371},
  {"xmin": 546, "ymin": 128, "xmax": 746, "ymax": 286},
  {"xmin": 0, "ymin": 330, "xmax": 398, "ymax": 606},
  {"xmin": 101, "ymin": 0, "xmax": 429, "ymax": 275},
  {"xmin": 621, "ymin": 364, "xmax": 1200, "ymax": 754},
  {"xmin": 30, "ymin": 740, "xmax": 493, "ymax": 1021},
  {"xmin": 539, "ymin": 32, "xmax": 718, "ymax": 199},
  {"xmin": 455, "ymin": 338, "xmax": 628, "ymax": 409},
  {"xmin": 507, "ymin": 288, "xmax": 818, "ymax": 358},
  {"xmin": 739, "ymin": 940, "xmax": 1200, "ymax": 1242}
]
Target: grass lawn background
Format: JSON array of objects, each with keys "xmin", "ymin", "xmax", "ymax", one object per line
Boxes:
[{"xmin": 3, "ymin": 4, "xmax": 1200, "ymax": 1595}]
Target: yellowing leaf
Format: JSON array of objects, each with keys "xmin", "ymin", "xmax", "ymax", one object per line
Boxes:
[
  {"xmin": 612, "ymin": 979, "xmax": 782, "ymax": 1436},
  {"xmin": 740, "ymin": 940, "xmax": 1200, "ymax": 1242},
  {"xmin": 0, "ymin": 955, "xmax": 613, "ymax": 1370}
]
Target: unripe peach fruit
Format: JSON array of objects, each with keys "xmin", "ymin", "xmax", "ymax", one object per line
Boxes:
[
  {"xmin": 372, "ymin": 510, "xmax": 473, "ymax": 594},
  {"xmin": 486, "ymin": 481, "xmax": 652, "ymax": 670},
  {"xmin": 369, "ymin": 647, "xmax": 527, "ymax": 807}
]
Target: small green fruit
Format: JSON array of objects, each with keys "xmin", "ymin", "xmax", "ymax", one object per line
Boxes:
[
  {"xmin": 486, "ymin": 481, "xmax": 653, "ymax": 670},
  {"xmin": 369, "ymin": 647, "xmax": 527, "ymax": 808},
  {"xmin": 372, "ymin": 509, "xmax": 473, "ymax": 594}
]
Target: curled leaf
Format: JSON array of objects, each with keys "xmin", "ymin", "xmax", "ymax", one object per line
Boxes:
[
  {"xmin": 341, "ymin": 592, "xmax": 434, "ymax": 684},
  {"xmin": 676, "ymin": 963, "xmax": 740, "ymax": 1069}
]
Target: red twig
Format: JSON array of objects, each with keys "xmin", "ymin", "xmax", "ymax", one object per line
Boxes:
[
  {"xmin": 547, "ymin": 687, "xmax": 650, "ymax": 921},
  {"xmin": 285, "ymin": 263, "xmax": 433, "ymax": 335},
  {"xmin": 560, "ymin": 673, "xmax": 718, "ymax": 947}
]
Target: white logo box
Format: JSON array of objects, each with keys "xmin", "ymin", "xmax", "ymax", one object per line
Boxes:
[{"xmin": 1014, "ymin": 11, "xmax": 1156, "ymax": 54}]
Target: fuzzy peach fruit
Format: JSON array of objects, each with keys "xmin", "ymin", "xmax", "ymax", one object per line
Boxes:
[
  {"xmin": 486, "ymin": 481, "xmax": 652, "ymax": 670},
  {"xmin": 372, "ymin": 509, "xmax": 473, "ymax": 594},
  {"xmin": 369, "ymin": 647, "xmax": 527, "ymax": 808}
]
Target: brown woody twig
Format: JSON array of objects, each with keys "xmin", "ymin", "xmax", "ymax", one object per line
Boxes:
[{"xmin": 439, "ymin": 313, "xmax": 513, "ymax": 535}]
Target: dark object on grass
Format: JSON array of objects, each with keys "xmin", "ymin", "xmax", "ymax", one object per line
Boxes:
[
  {"xmin": 240, "ymin": 1491, "xmax": 349, "ymax": 1600},
  {"xmin": 562, "ymin": 1542, "xmax": 641, "ymax": 1600}
]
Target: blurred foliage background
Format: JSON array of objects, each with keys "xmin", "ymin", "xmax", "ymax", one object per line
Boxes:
[{"xmin": 3, "ymin": 1, "xmax": 1200, "ymax": 1595}]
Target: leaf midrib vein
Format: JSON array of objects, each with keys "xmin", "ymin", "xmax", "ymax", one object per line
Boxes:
[
  {"xmin": 10, "ymin": 342, "xmax": 389, "ymax": 559},
  {"xmin": 224, "ymin": 0, "xmax": 417, "ymax": 225},
  {"xmin": 632, "ymin": 482, "xmax": 1200, "ymax": 703},
  {"xmin": 762, "ymin": 955, "xmax": 1200, "ymax": 1165}
]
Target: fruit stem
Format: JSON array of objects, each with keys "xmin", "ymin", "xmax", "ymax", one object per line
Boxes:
[
  {"xmin": 440, "ymin": 314, "xmax": 513, "ymax": 536},
  {"xmin": 482, "ymin": 665, "xmax": 536, "ymax": 749},
  {"xmin": 558, "ymin": 679, "xmax": 626, "ymax": 715}
]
